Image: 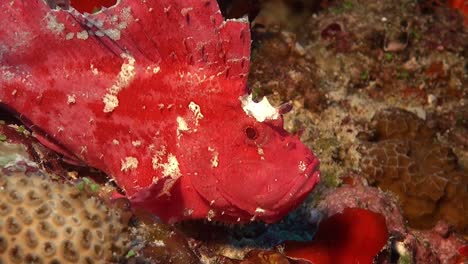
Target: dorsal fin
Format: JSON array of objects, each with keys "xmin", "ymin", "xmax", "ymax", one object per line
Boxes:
[
  {"xmin": 0, "ymin": 0, "xmax": 251, "ymax": 196},
  {"xmin": 0, "ymin": 0, "xmax": 251, "ymax": 98}
]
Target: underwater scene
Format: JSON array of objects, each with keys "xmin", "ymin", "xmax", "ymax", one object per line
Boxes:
[{"xmin": 0, "ymin": 0, "xmax": 467, "ymax": 263}]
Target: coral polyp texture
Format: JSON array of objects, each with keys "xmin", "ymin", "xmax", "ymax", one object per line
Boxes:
[
  {"xmin": 0, "ymin": 172, "xmax": 129, "ymax": 263},
  {"xmin": 359, "ymin": 108, "xmax": 468, "ymax": 233}
]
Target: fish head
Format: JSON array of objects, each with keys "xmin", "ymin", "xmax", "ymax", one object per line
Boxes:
[{"xmin": 185, "ymin": 95, "xmax": 320, "ymax": 223}]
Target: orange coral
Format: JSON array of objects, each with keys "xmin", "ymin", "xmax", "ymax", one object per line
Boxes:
[{"xmin": 359, "ymin": 108, "xmax": 468, "ymax": 234}]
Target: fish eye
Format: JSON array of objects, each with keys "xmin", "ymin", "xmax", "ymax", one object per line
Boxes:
[
  {"xmin": 245, "ymin": 126, "xmax": 258, "ymax": 140},
  {"xmin": 243, "ymin": 124, "xmax": 269, "ymax": 146}
]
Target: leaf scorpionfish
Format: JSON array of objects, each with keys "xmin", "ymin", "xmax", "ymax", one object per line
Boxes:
[{"xmin": 0, "ymin": 0, "xmax": 320, "ymax": 223}]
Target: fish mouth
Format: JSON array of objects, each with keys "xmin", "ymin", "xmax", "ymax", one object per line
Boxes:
[
  {"xmin": 213, "ymin": 156, "xmax": 320, "ymax": 223},
  {"xmin": 303, "ymin": 157, "xmax": 320, "ymax": 179},
  {"xmin": 253, "ymin": 162, "xmax": 320, "ymax": 222}
]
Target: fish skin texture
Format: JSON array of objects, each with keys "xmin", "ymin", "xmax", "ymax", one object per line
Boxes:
[{"xmin": 0, "ymin": 0, "xmax": 320, "ymax": 223}]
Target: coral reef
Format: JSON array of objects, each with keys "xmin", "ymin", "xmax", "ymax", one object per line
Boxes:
[
  {"xmin": 0, "ymin": 124, "xmax": 41, "ymax": 176},
  {"xmin": 0, "ymin": 0, "xmax": 467, "ymax": 263},
  {"xmin": 198, "ymin": 249, "xmax": 309, "ymax": 264},
  {"xmin": 313, "ymin": 174, "xmax": 467, "ymax": 264},
  {"xmin": 249, "ymin": 0, "xmax": 468, "ymax": 189},
  {"xmin": 315, "ymin": 174, "xmax": 406, "ymax": 234},
  {"xmin": 359, "ymin": 108, "xmax": 468, "ymax": 233},
  {"xmin": 0, "ymin": 172, "xmax": 129, "ymax": 263},
  {"xmin": 408, "ymin": 222, "xmax": 468, "ymax": 264},
  {"xmin": 127, "ymin": 210, "xmax": 199, "ymax": 264},
  {"xmin": 248, "ymin": 26, "xmax": 326, "ymax": 112},
  {"xmin": 0, "ymin": 119, "xmax": 109, "ymax": 184}
]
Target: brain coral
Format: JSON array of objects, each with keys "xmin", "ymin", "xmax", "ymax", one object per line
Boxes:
[
  {"xmin": 0, "ymin": 172, "xmax": 129, "ymax": 263},
  {"xmin": 359, "ymin": 108, "xmax": 468, "ymax": 234}
]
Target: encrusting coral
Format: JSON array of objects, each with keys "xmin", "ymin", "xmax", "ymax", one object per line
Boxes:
[
  {"xmin": 359, "ymin": 108, "xmax": 468, "ymax": 234},
  {"xmin": 0, "ymin": 172, "xmax": 129, "ymax": 263},
  {"xmin": 307, "ymin": 173, "xmax": 467, "ymax": 263}
]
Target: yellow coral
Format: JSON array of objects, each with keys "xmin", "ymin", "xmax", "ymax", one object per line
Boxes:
[{"xmin": 0, "ymin": 172, "xmax": 129, "ymax": 263}]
